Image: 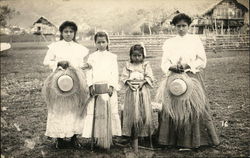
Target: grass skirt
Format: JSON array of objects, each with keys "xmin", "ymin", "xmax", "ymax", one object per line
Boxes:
[
  {"xmin": 122, "ymin": 85, "xmax": 153, "ymax": 137},
  {"xmin": 156, "ymin": 72, "xmax": 220, "ymax": 148},
  {"xmin": 81, "ymin": 92, "xmax": 122, "ymax": 149},
  {"xmin": 42, "ymin": 67, "xmax": 88, "ymax": 138}
]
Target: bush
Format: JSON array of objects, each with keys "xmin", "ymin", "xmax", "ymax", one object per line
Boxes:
[{"xmin": 132, "ymin": 31, "xmax": 143, "ymax": 35}]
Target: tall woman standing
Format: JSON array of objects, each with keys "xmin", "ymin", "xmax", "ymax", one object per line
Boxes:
[
  {"xmin": 43, "ymin": 21, "xmax": 89, "ymax": 149},
  {"xmin": 157, "ymin": 13, "xmax": 220, "ymax": 150}
]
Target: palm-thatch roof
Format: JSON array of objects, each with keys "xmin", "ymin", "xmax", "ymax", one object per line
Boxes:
[
  {"xmin": 202, "ymin": 0, "xmax": 248, "ymax": 16},
  {"xmin": 33, "ymin": 16, "xmax": 56, "ymax": 27}
]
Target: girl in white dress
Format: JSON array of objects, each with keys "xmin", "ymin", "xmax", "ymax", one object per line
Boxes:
[
  {"xmin": 43, "ymin": 21, "xmax": 89, "ymax": 149},
  {"xmin": 82, "ymin": 31, "xmax": 121, "ymax": 149}
]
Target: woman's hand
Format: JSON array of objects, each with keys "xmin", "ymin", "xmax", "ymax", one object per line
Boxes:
[
  {"xmin": 126, "ymin": 81, "xmax": 137, "ymax": 91},
  {"xmin": 182, "ymin": 64, "xmax": 191, "ymax": 70},
  {"xmin": 108, "ymin": 86, "xmax": 114, "ymax": 97},
  {"xmin": 57, "ymin": 60, "xmax": 69, "ymax": 69},
  {"xmin": 169, "ymin": 65, "xmax": 184, "ymax": 73},
  {"xmin": 138, "ymin": 80, "xmax": 146, "ymax": 90},
  {"xmin": 89, "ymin": 85, "xmax": 95, "ymax": 97},
  {"xmin": 81, "ymin": 63, "xmax": 92, "ymax": 70}
]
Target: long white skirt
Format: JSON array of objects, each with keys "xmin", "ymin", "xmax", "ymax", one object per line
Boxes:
[
  {"xmin": 45, "ymin": 109, "xmax": 84, "ymax": 138},
  {"xmin": 81, "ymin": 91, "xmax": 122, "ymax": 138}
]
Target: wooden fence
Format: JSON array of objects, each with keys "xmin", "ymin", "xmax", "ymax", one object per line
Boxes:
[{"xmin": 109, "ymin": 34, "xmax": 250, "ymax": 54}]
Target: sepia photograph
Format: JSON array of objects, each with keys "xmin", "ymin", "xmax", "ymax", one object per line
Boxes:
[{"xmin": 0, "ymin": 0, "xmax": 249, "ymax": 157}]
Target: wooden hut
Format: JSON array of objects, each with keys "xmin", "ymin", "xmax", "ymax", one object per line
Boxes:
[
  {"xmin": 196, "ymin": 0, "xmax": 248, "ymax": 34},
  {"xmin": 31, "ymin": 16, "xmax": 57, "ymax": 35},
  {"xmin": 159, "ymin": 10, "xmax": 180, "ymax": 34}
]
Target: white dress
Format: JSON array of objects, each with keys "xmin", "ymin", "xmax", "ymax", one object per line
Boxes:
[
  {"xmin": 82, "ymin": 50, "xmax": 122, "ymax": 138},
  {"xmin": 43, "ymin": 40, "xmax": 89, "ymax": 138}
]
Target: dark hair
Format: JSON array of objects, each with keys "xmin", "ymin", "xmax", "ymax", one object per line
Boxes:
[
  {"xmin": 171, "ymin": 13, "xmax": 192, "ymax": 26},
  {"xmin": 59, "ymin": 21, "xmax": 78, "ymax": 41},
  {"xmin": 94, "ymin": 31, "xmax": 109, "ymax": 51},
  {"xmin": 129, "ymin": 44, "xmax": 145, "ymax": 63}
]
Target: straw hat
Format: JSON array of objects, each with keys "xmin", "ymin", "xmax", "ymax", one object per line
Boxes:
[
  {"xmin": 169, "ymin": 78, "xmax": 187, "ymax": 96},
  {"xmin": 57, "ymin": 75, "xmax": 74, "ymax": 92},
  {"xmin": 167, "ymin": 73, "xmax": 194, "ymax": 98},
  {"xmin": 44, "ymin": 67, "xmax": 81, "ymax": 96},
  {"xmin": 164, "ymin": 72, "xmax": 206, "ymax": 126}
]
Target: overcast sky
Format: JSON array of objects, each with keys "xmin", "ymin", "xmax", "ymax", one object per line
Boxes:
[{"xmin": 0, "ymin": 0, "xmax": 248, "ymax": 29}]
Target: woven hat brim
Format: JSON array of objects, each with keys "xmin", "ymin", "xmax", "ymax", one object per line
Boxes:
[
  {"xmin": 57, "ymin": 75, "xmax": 74, "ymax": 92},
  {"xmin": 167, "ymin": 73, "xmax": 194, "ymax": 100}
]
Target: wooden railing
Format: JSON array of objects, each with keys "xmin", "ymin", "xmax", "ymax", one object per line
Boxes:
[{"xmin": 109, "ymin": 34, "xmax": 250, "ymax": 53}]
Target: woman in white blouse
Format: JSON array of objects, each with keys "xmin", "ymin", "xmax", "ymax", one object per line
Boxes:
[
  {"xmin": 43, "ymin": 21, "xmax": 89, "ymax": 149},
  {"xmin": 158, "ymin": 13, "xmax": 220, "ymax": 149}
]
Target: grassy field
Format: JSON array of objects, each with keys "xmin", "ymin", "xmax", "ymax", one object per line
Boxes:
[{"xmin": 1, "ymin": 42, "xmax": 249, "ymax": 158}]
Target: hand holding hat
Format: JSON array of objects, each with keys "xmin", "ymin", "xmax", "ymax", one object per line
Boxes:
[
  {"xmin": 57, "ymin": 60, "xmax": 69, "ymax": 69},
  {"xmin": 169, "ymin": 65, "xmax": 184, "ymax": 73},
  {"xmin": 81, "ymin": 63, "xmax": 92, "ymax": 70},
  {"xmin": 126, "ymin": 81, "xmax": 137, "ymax": 91},
  {"xmin": 169, "ymin": 64, "xmax": 191, "ymax": 73},
  {"xmin": 108, "ymin": 86, "xmax": 114, "ymax": 97},
  {"xmin": 89, "ymin": 85, "xmax": 95, "ymax": 97}
]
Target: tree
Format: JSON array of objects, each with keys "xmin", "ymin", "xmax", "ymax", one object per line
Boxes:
[{"xmin": 0, "ymin": 5, "xmax": 19, "ymax": 27}]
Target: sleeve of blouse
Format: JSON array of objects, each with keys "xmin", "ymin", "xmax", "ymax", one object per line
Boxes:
[
  {"xmin": 110, "ymin": 55, "xmax": 120, "ymax": 90},
  {"xmin": 161, "ymin": 41, "xmax": 172, "ymax": 75},
  {"xmin": 120, "ymin": 63, "xmax": 130, "ymax": 84},
  {"xmin": 43, "ymin": 44, "xmax": 56, "ymax": 71},
  {"xmin": 144, "ymin": 62, "xmax": 154, "ymax": 87},
  {"xmin": 81, "ymin": 46, "xmax": 89, "ymax": 58},
  {"xmin": 79, "ymin": 46, "xmax": 89, "ymax": 67},
  {"xmin": 86, "ymin": 55, "xmax": 93, "ymax": 87},
  {"xmin": 190, "ymin": 36, "xmax": 207, "ymax": 72}
]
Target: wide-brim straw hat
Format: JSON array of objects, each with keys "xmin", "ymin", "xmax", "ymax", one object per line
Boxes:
[
  {"xmin": 163, "ymin": 72, "xmax": 206, "ymax": 126},
  {"xmin": 57, "ymin": 74, "xmax": 74, "ymax": 92},
  {"xmin": 169, "ymin": 78, "xmax": 187, "ymax": 96},
  {"xmin": 167, "ymin": 73, "xmax": 194, "ymax": 99},
  {"xmin": 43, "ymin": 67, "xmax": 82, "ymax": 97}
]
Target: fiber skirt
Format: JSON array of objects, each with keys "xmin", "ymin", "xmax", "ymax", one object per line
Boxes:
[
  {"xmin": 122, "ymin": 85, "xmax": 153, "ymax": 137},
  {"xmin": 158, "ymin": 72, "xmax": 220, "ymax": 148}
]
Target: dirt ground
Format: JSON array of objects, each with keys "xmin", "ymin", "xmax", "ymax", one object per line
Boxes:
[{"xmin": 1, "ymin": 42, "xmax": 249, "ymax": 158}]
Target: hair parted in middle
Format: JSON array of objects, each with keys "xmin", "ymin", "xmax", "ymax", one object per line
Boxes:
[
  {"xmin": 94, "ymin": 31, "xmax": 110, "ymax": 51},
  {"xmin": 171, "ymin": 13, "xmax": 192, "ymax": 26},
  {"xmin": 59, "ymin": 21, "xmax": 78, "ymax": 41},
  {"xmin": 129, "ymin": 44, "xmax": 145, "ymax": 62}
]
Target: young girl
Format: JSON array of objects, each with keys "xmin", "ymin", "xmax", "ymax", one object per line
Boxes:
[
  {"xmin": 121, "ymin": 44, "xmax": 154, "ymax": 152},
  {"xmin": 82, "ymin": 31, "xmax": 122, "ymax": 150},
  {"xmin": 43, "ymin": 21, "xmax": 89, "ymax": 149},
  {"xmin": 156, "ymin": 13, "xmax": 220, "ymax": 150}
]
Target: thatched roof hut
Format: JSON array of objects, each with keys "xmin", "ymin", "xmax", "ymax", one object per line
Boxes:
[{"xmin": 31, "ymin": 16, "xmax": 57, "ymax": 35}]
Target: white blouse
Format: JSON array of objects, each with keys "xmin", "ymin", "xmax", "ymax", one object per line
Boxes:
[
  {"xmin": 86, "ymin": 50, "xmax": 119, "ymax": 90},
  {"xmin": 43, "ymin": 40, "xmax": 89, "ymax": 71},
  {"xmin": 161, "ymin": 34, "xmax": 207, "ymax": 76}
]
